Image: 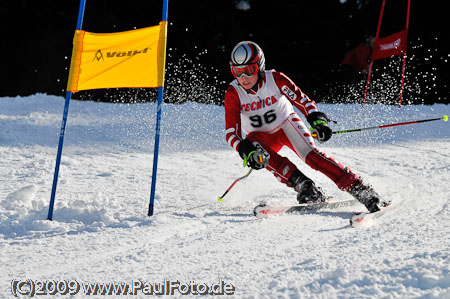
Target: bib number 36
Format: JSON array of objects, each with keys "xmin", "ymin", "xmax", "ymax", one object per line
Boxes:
[{"xmin": 249, "ymin": 110, "xmax": 277, "ymax": 128}]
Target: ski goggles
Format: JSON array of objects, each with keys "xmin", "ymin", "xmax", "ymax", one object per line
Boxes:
[{"xmin": 230, "ymin": 63, "xmax": 259, "ymax": 79}]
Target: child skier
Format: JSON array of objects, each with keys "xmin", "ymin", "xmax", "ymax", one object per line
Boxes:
[{"xmin": 224, "ymin": 41, "xmax": 390, "ymax": 213}]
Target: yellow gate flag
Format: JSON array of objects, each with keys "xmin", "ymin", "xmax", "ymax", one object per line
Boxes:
[{"xmin": 67, "ymin": 21, "xmax": 167, "ymax": 92}]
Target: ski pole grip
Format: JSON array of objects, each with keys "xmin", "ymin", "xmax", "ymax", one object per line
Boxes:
[
  {"xmin": 243, "ymin": 150, "xmax": 259, "ymax": 167},
  {"xmin": 310, "ymin": 127, "xmax": 318, "ymax": 139}
]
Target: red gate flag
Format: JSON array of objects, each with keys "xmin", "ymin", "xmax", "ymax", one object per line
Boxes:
[{"xmin": 372, "ymin": 29, "xmax": 408, "ymax": 60}]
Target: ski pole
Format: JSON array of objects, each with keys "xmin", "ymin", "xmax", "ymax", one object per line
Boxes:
[
  {"xmin": 218, "ymin": 168, "xmax": 253, "ymax": 202},
  {"xmin": 312, "ymin": 115, "xmax": 447, "ymax": 138}
]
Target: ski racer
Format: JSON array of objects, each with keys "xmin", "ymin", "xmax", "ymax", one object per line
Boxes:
[{"xmin": 224, "ymin": 41, "xmax": 390, "ymax": 213}]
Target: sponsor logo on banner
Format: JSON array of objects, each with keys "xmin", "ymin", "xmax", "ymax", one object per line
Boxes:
[
  {"xmin": 372, "ymin": 29, "xmax": 408, "ymax": 60},
  {"xmin": 92, "ymin": 48, "xmax": 149, "ymax": 62},
  {"xmin": 379, "ymin": 38, "xmax": 402, "ymax": 51}
]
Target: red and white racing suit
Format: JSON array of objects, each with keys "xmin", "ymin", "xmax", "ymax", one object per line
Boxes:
[{"xmin": 224, "ymin": 70, "xmax": 358, "ymax": 191}]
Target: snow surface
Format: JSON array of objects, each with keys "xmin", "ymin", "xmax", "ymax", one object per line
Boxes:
[{"xmin": 1, "ymin": 94, "xmax": 449, "ymax": 298}]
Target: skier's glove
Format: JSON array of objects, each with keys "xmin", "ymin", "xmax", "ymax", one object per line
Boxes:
[
  {"xmin": 307, "ymin": 112, "xmax": 333, "ymax": 143},
  {"xmin": 245, "ymin": 151, "xmax": 269, "ymax": 170},
  {"xmin": 238, "ymin": 139, "xmax": 269, "ymax": 170}
]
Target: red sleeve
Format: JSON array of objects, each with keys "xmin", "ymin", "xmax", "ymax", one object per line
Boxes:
[
  {"xmin": 272, "ymin": 71, "xmax": 319, "ymax": 118},
  {"xmin": 224, "ymin": 84, "xmax": 243, "ymax": 152}
]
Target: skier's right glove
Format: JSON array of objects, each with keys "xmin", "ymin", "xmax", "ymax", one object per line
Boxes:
[{"xmin": 238, "ymin": 139, "xmax": 269, "ymax": 170}]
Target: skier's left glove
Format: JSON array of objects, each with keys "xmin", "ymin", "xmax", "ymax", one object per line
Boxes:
[
  {"xmin": 238, "ymin": 139, "xmax": 269, "ymax": 170},
  {"xmin": 307, "ymin": 112, "xmax": 333, "ymax": 143}
]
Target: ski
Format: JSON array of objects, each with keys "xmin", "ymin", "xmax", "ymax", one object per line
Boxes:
[
  {"xmin": 349, "ymin": 199, "xmax": 405, "ymax": 228},
  {"xmin": 253, "ymin": 199, "xmax": 360, "ymax": 218},
  {"xmin": 350, "ymin": 207, "xmax": 391, "ymax": 227}
]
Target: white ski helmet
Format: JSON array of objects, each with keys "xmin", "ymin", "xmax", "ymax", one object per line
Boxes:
[{"xmin": 230, "ymin": 41, "xmax": 265, "ymax": 78}]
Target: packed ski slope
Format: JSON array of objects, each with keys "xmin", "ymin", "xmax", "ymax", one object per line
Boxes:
[{"xmin": 1, "ymin": 94, "xmax": 449, "ymax": 298}]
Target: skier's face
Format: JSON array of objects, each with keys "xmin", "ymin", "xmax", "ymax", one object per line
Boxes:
[{"xmin": 237, "ymin": 73, "xmax": 258, "ymax": 90}]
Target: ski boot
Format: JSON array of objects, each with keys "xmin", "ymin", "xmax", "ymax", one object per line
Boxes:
[
  {"xmin": 348, "ymin": 179, "xmax": 390, "ymax": 213},
  {"xmin": 287, "ymin": 169, "xmax": 327, "ymax": 204}
]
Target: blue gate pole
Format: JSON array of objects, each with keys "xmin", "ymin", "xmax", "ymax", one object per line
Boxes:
[
  {"xmin": 47, "ymin": 0, "xmax": 86, "ymax": 221},
  {"xmin": 148, "ymin": 0, "xmax": 169, "ymax": 216}
]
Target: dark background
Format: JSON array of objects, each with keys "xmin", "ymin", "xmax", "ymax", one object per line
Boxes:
[{"xmin": 1, "ymin": 0, "xmax": 449, "ymax": 105}]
